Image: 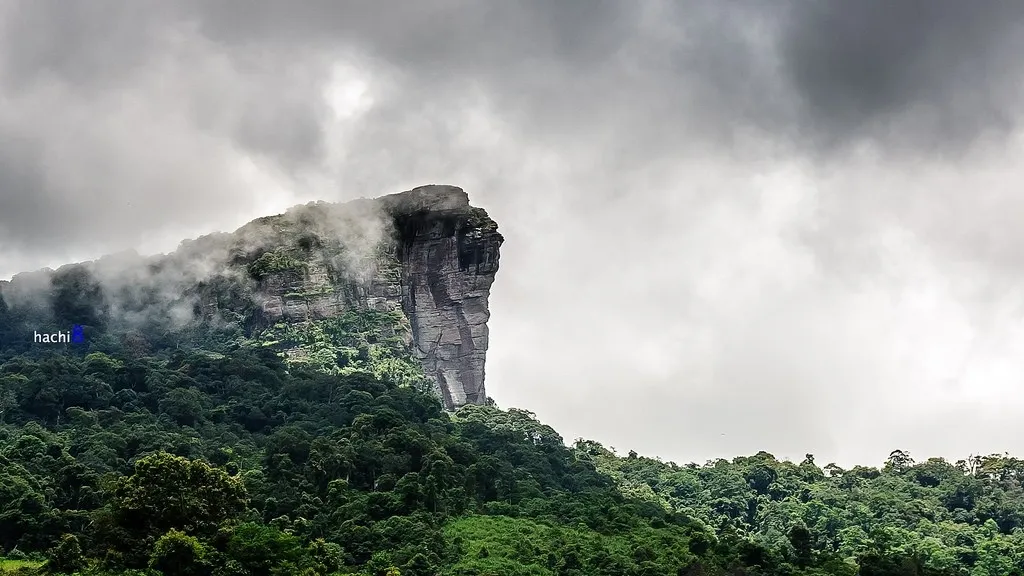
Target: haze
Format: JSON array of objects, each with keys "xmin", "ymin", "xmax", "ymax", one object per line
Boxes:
[{"xmin": 2, "ymin": 0, "xmax": 1024, "ymax": 468}]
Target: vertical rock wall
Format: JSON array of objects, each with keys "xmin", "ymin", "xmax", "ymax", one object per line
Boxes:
[
  {"xmin": 247, "ymin": 184, "xmax": 504, "ymax": 409},
  {"xmin": 383, "ymin": 186, "xmax": 503, "ymax": 409}
]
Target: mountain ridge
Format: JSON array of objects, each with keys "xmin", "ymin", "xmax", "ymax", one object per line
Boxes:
[{"xmin": 0, "ymin": 184, "xmax": 503, "ymax": 410}]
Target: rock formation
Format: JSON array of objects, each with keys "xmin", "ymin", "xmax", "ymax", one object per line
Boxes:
[{"xmin": 383, "ymin": 186, "xmax": 502, "ymax": 408}]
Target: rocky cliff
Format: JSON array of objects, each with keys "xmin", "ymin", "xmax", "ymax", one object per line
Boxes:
[{"xmin": 0, "ymin": 185, "xmax": 503, "ymax": 410}]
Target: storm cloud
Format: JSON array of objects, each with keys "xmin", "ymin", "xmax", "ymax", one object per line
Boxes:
[{"xmin": 3, "ymin": 0, "xmax": 1024, "ymax": 466}]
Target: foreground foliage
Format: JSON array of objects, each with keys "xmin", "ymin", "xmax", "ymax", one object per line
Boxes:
[{"xmin": 3, "ymin": 309, "xmax": 1024, "ymax": 574}]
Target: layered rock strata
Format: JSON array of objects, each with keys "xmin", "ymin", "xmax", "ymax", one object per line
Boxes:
[
  {"xmin": 383, "ymin": 186, "xmax": 502, "ymax": 408},
  {"xmin": 242, "ymin": 184, "xmax": 503, "ymax": 409}
]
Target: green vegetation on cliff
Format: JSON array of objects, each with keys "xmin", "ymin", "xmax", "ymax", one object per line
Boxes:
[
  {"xmin": 247, "ymin": 249, "xmax": 308, "ymax": 280},
  {"xmin": 4, "ymin": 303, "xmax": 1024, "ymax": 575},
  {"xmin": 256, "ymin": 310, "xmax": 428, "ymax": 392}
]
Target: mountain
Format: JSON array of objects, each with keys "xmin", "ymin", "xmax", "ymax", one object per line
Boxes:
[
  {"xmin": 3, "ymin": 187, "xmax": 1024, "ymax": 575},
  {"xmin": 0, "ymin": 184, "xmax": 503, "ymax": 411}
]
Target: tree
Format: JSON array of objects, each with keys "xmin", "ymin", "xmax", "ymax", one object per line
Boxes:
[
  {"xmin": 307, "ymin": 538, "xmax": 343, "ymax": 573},
  {"xmin": 159, "ymin": 388, "xmax": 206, "ymax": 426},
  {"xmin": 885, "ymin": 450, "xmax": 914, "ymax": 473},
  {"xmin": 225, "ymin": 522, "xmax": 302, "ymax": 576},
  {"xmin": 403, "ymin": 553, "xmax": 433, "ymax": 576},
  {"xmin": 149, "ymin": 529, "xmax": 213, "ymax": 576},
  {"xmin": 100, "ymin": 452, "xmax": 248, "ymax": 561},
  {"xmin": 45, "ymin": 534, "xmax": 85, "ymax": 574},
  {"xmin": 788, "ymin": 524, "xmax": 814, "ymax": 568},
  {"xmin": 0, "ymin": 387, "xmax": 15, "ymax": 424}
]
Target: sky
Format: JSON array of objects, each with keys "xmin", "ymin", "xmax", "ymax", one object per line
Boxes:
[{"xmin": 2, "ymin": 0, "xmax": 1024, "ymax": 467}]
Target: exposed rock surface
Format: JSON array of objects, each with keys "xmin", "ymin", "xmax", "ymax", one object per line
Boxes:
[
  {"xmin": 384, "ymin": 186, "xmax": 502, "ymax": 408},
  {"xmin": 240, "ymin": 185, "xmax": 502, "ymax": 408}
]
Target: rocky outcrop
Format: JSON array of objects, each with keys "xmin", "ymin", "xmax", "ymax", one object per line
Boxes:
[
  {"xmin": 383, "ymin": 186, "xmax": 502, "ymax": 408},
  {"xmin": 240, "ymin": 185, "xmax": 502, "ymax": 409}
]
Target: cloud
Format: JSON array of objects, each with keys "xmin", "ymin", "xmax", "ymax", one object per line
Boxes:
[
  {"xmin": 2, "ymin": 0, "xmax": 1024, "ymax": 466},
  {"xmin": 779, "ymin": 0, "xmax": 1024, "ymax": 156},
  {"xmin": 0, "ymin": 0, "xmax": 333, "ymax": 261}
]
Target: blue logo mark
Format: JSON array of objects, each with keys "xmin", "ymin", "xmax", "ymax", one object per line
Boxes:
[{"xmin": 71, "ymin": 325, "xmax": 85, "ymax": 344}]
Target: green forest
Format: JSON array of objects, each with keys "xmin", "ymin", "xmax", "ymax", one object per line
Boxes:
[{"xmin": 4, "ymin": 294, "xmax": 1024, "ymax": 575}]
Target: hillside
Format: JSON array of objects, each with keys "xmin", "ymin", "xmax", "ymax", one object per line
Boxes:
[{"xmin": 2, "ymin": 189, "xmax": 1024, "ymax": 575}]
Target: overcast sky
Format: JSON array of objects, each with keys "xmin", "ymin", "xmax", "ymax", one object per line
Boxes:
[{"xmin": 3, "ymin": 0, "xmax": 1024, "ymax": 467}]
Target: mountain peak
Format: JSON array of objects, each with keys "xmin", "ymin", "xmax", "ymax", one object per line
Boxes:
[{"xmin": 0, "ymin": 186, "xmax": 503, "ymax": 409}]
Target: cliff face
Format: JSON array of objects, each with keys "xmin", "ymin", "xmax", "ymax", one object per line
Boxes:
[
  {"xmin": 0, "ymin": 185, "xmax": 503, "ymax": 410},
  {"xmin": 216, "ymin": 184, "xmax": 503, "ymax": 409},
  {"xmin": 384, "ymin": 187, "xmax": 502, "ymax": 407}
]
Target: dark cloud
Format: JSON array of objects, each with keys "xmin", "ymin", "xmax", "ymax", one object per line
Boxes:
[
  {"xmin": 198, "ymin": 0, "xmax": 1024, "ymax": 159},
  {"xmin": 780, "ymin": 0, "xmax": 1024, "ymax": 156},
  {"xmin": 2, "ymin": 1, "xmax": 1020, "ymax": 253}
]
